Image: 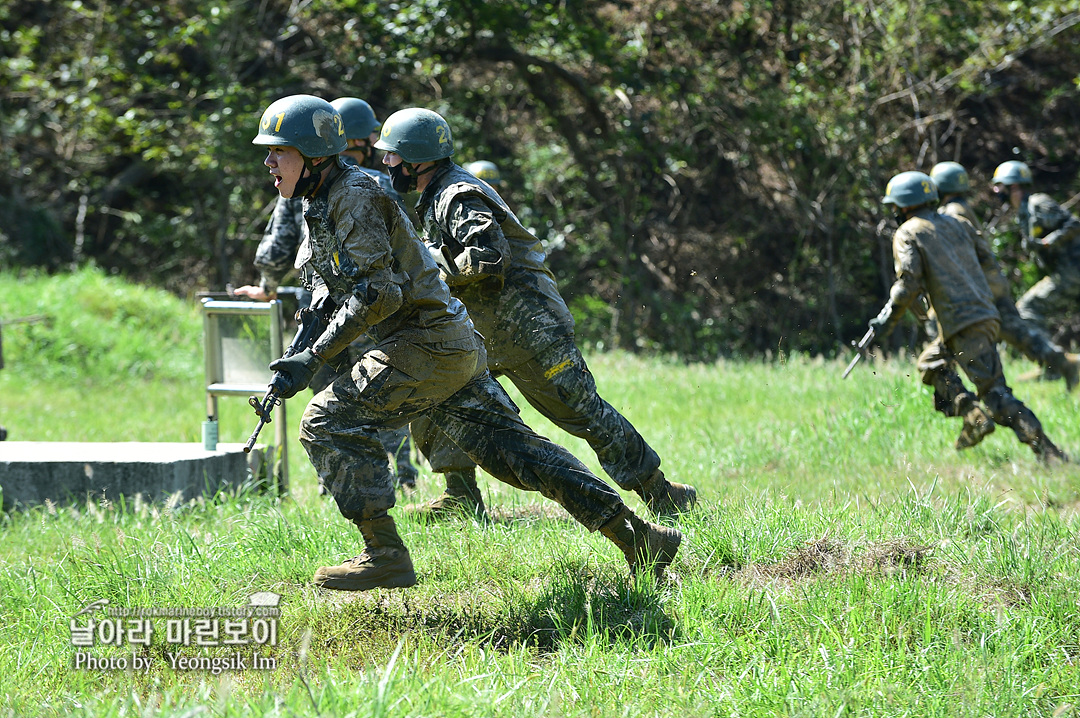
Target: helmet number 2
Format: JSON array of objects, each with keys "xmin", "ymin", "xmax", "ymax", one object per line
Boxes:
[
  {"xmin": 921, "ymin": 181, "xmax": 931, "ymax": 195},
  {"xmin": 435, "ymin": 124, "xmax": 448, "ymax": 145},
  {"xmin": 262, "ymin": 112, "xmax": 286, "ymax": 133}
]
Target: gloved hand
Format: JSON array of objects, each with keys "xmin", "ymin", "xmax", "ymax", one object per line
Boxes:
[
  {"xmin": 868, "ymin": 304, "xmax": 894, "ymax": 335},
  {"xmin": 268, "ymin": 348, "xmax": 325, "ymax": 399}
]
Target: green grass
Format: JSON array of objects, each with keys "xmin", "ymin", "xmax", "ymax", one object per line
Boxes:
[{"xmin": 2, "ymin": 268, "xmax": 1080, "ymax": 717}]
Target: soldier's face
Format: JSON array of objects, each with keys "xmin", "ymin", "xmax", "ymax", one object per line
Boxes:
[
  {"xmin": 382, "ymin": 152, "xmax": 410, "ymax": 174},
  {"xmin": 264, "ymin": 146, "xmax": 307, "ymax": 198},
  {"xmin": 1008, "ymin": 184, "xmax": 1024, "ymax": 209}
]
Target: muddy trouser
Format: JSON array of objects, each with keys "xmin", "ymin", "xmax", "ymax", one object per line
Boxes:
[
  {"xmin": 996, "ymin": 298, "xmax": 1068, "ymax": 371},
  {"xmin": 1016, "ymin": 269, "xmax": 1080, "ymax": 335},
  {"xmin": 299, "ymin": 338, "xmax": 623, "ymax": 530},
  {"xmin": 310, "ymin": 337, "xmax": 417, "ymax": 482},
  {"xmin": 917, "ymin": 318, "xmax": 1044, "ymax": 438},
  {"xmin": 411, "ymin": 336, "xmax": 661, "ymax": 491}
]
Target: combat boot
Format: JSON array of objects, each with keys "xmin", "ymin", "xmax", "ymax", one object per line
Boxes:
[
  {"xmin": 411, "ymin": 469, "xmax": 486, "ymax": 520},
  {"xmin": 1005, "ymin": 406, "xmax": 1069, "ymax": 465},
  {"xmin": 1063, "ymin": 354, "xmax": 1080, "ymax": 393},
  {"xmin": 313, "ymin": 515, "xmax": 417, "ymax": 591},
  {"xmin": 955, "ymin": 405, "xmax": 995, "ymax": 450},
  {"xmin": 599, "ymin": 506, "xmax": 682, "ymax": 580},
  {"xmin": 634, "ymin": 469, "xmax": 697, "ymax": 518}
]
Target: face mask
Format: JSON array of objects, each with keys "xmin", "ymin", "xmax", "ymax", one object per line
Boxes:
[{"xmin": 387, "ymin": 161, "xmax": 416, "ymax": 194}]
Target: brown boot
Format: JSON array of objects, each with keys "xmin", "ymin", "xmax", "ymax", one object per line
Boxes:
[
  {"xmin": 313, "ymin": 515, "xmax": 417, "ymax": 591},
  {"xmin": 955, "ymin": 406, "xmax": 995, "ymax": 450},
  {"xmin": 599, "ymin": 506, "xmax": 681, "ymax": 580},
  {"xmin": 634, "ymin": 469, "xmax": 697, "ymax": 518},
  {"xmin": 410, "ymin": 469, "xmax": 486, "ymax": 520},
  {"xmin": 1032, "ymin": 432, "xmax": 1069, "ymax": 465}
]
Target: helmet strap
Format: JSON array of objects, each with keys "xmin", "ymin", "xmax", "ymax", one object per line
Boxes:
[{"xmin": 293, "ymin": 155, "xmax": 336, "ymax": 198}]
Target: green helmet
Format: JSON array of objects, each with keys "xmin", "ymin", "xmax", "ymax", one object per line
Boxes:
[
  {"xmin": 465, "ymin": 160, "xmax": 501, "ymax": 185},
  {"xmin": 373, "ymin": 108, "xmax": 454, "ymax": 163},
  {"xmin": 929, "ymin": 162, "xmax": 970, "ymax": 195},
  {"xmin": 882, "ymin": 171, "xmax": 938, "ymax": 208},
  {"xmin": 992, "ymin": 160, "xmax": 1032, "ymax": 186},
  {"xmin": 252, "ymin": 94, "xmax": 347, "ymax": 158},
  {"xmin": 331, "ymin": 97, "xmax": 380, "ymax": 139}
]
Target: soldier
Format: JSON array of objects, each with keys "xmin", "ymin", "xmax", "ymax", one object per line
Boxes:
[
  {"xmin": 373, "ymin": 108, "xmax": 696, "ymax": 520},
  {"xmin": 866, "ymin": 171, "xmax": 1066, "ymax": 463},
  {"xmin": 929, "ymin": 162, "xmax": 1078, "ymax": 391},
  {"xmin": 251, "ymin": 94, "xmax": 680, "ymax": 590},
  {"xmin": 464, "ymin": 160, "xmax": 501, "ymax": 188},
  {"xmin": 992, "ymin": 160, "xmax": 1080, "ymax": 377},
  {"xmin": 236, "ymin": 97, "xmax": 419, "ymax": 489}
]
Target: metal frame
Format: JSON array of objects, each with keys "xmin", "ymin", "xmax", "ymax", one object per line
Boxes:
[{"xmin": 201, "ymin": 299, "xmax": 287, "ymax": 492}]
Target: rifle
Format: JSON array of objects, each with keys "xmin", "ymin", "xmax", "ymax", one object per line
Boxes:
[
  {"xmin": 841, "ymin": 326, "xmax": 876, "ymax": 380},
  {"xmin": 243, "ymin": 299, "xmax": 335, "ymax": 453}
]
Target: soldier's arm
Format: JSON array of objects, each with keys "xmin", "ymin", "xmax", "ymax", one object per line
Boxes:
[
  {"xmin": 310, "ymin": 197, "xmax": 405, "ymax": 361},
  {"xmin": 254, "ymin": 196, "xmax": 305, "ymax": 296},
  {"xmin": 437, "ymin": 195, "xmax": 509, "ymax": 286},
  {"xmin": 877, "ymin": 231, "xmax": 923, "ymax": 336}
]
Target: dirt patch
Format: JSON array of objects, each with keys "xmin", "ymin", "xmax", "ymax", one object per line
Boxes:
[{"xmin": 736, "ymin": 537, "xmax": 934, "ymax": 588}]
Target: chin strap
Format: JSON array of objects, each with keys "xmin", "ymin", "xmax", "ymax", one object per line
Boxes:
[{"xmin": 294, "ymin": 155, "xmax": 338, "ymax": 198}]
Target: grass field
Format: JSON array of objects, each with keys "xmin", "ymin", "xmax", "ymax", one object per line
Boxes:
[{"xmin": 2, "ymin": 268, "xmax": 1079, "ymax": 717}]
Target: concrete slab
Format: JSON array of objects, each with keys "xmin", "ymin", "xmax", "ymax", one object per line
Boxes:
[{"xmin": 0, "ymin": 442, "xmax": 268, "ymax": 510}]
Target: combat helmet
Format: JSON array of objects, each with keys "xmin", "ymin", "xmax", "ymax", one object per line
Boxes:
[
  {"xmin": 252, "ymin": 94, "xmax": 347, "ymax": 158},
  {"xmin": 465, "ymin": 160, "xmax": 501, "ymax": 185},
  {"xmin": 374, "ymin": 108, "xmax": 455, "ymax": 163},
  {"xmin": 992, "ymin": 160, "xmax": 1033, "ymax": 187},
  {"xmin": 331, "ymin": 97, "xmax": 380, "ymax": 139},
  {"xmin": 882, "ymin": 171, "xmax": 938, "ymax": 208},
  {"xmin": 929, "ymin": 162, "xmax": 970, "ymax": 195}
]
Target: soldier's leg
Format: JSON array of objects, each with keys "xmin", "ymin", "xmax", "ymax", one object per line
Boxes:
[
  {"xmin": 301, "ymin": 343, "xmax": 481, "ymax": 590},
  {"xmin": 949, "ymin": 322, "xmax": 1067, "ymax": 464},
  {"xmin": 998, "ymin": 299, "xmax": 1079, "ymax": 390},
  {"xmin": 505, "ymin": 337, "xmax": 695, "ymax": 516},
  {"xmin": 917, "ymin": 336, "xmax": 994, "ymax": 449},
  {"xmin": 409, "ymin": 415, "xmax": 484, "ymax": 518},
  {"xmin": 429, "ymin": 371, "xmax": 681, "ymax": 579}
]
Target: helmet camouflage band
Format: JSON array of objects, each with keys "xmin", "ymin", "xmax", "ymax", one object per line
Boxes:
[
  {"xmin": 929, "ymin": 162, "xmax": 970, "ymax": 195},
  {"xmin": 252, "ymin": 94, "xmax": 347, "ymax": 158},
  {"xmin": 373, "ymin": 108, "xmax": 454, "ymax": 163},
  {"xmin": 465, "ymin": 160, "xmax": 501, "ymax": 184},
  {"xmin": 331, "ymin": 97, "xmax": 380, "ymax": 139},
  {"xmin": 882, "ymin": 171, "xmax": 938, "ymax": 208},
  {"xmin": 991, "ymin": 160, "xmax": 1033, "ymax": 186}
]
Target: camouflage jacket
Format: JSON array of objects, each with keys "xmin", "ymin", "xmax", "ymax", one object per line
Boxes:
[
  {"xmin": 414, "ymin": 162, "xmax": 575, "ymax": 369},
  {"xmin": 253, "ymin": 158, "xmax": 407, "ymax": 295},
  {"xmin": 1022, "ymin": 193, "xmax": 1080, "ymax": 274},
  {"xmin": 294, "ymin": 160, "xmax": 477, "ymax": 363},
  {"xmin": 887, "ymin": 208, "xmax": 1000, "ymax": 341},
  {"xmin": 938, "ymin": 197, "xmax": 1010, "ymax": 304}
]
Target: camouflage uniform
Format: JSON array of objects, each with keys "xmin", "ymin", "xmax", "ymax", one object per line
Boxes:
[
  {"xmin": 878, "ymin": 207, "xmax": 1058, "ymax": 458},
  {"xmin": 409, "ymin": 162, "xmax": 665, "ymax": 493},
  {"xmin": 252, "ymin": 166, "xmax": 418, "ymax": 485},
  {"xmin": 938, "ymin": 198, "xmax": 1071, "ymax": 374},
  {"xmin": 1015, "ymin": 193, "xmax": 1080, "ymax": 333},
  {"xmin": 296, "ymin": 160, "xmax": 626, "ymax": 529}
]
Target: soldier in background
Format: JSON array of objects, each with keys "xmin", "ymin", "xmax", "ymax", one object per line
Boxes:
[
  {"xmin": 236, "ymin": 97, "xmax": 419, "ymax": 489},
  {"xmin": 929, "ymin": 162, "xmax": 1078, "ymax": 391},
  {"xmin": 464, "ymin": 160, "xmax": 502, "ymax": 188},
  {"xmin": 866, "ymin": 171, "xmax": 1066, "ymax": 463},
  {"xmin": 251, "ymin": 94, "xmax": 681, "ymax": 590},
  {"xmin": 991, "ymin": 160, "xmax": 1080, "ymax": 383},
  {"xmin": 375, "ymin": 108, "xmax": 697, "ymax": 519}
]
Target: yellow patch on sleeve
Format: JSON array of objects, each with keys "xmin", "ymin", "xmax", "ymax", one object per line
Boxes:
[{"xmin": 543, "ymin": 358, "xmax": 575, "ymax": 380}]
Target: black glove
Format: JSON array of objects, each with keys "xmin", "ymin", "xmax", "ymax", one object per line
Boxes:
[{"xmin": 268, "ymin": 348, "xmax": 325, "ymax": 399}]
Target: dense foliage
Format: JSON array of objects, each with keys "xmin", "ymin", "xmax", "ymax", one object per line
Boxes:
[{"xmin": 3, "ymin": 1, "xmax": 1080, "ymax": 358}]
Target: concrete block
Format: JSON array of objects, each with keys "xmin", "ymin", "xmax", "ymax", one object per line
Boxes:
[{"xmin": 0, "ymin": 442, "xmax": 266, "ymax": 510}]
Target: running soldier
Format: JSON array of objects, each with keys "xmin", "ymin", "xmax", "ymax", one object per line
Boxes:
[
  {"xmin": 929, "ymin": 162, "xmax": 1078, "ymax": 391},
  {"xmin": 373, "ymin": 108, "xmax": 696, "ymax": 520},
  {"xmin": 251, "ymin": 94, "xmax": 680, "ymax": 590},
  {"xmin": 236, "ymin": 97, "xmax": 419, "ymax": 488},
  {"xmin": 865, "ymin": 170, "xmax": 1066, "ymax": 463},
  {"xmin": 991, "ymin": 160, "xmax": 1080, "ymax": 383}
]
